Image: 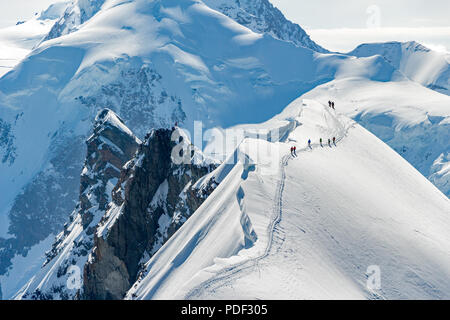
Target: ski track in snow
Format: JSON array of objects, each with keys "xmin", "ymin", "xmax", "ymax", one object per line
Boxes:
[{"xmin": 185, "ymin": 103, "xmax": 355, "ymax": 299}]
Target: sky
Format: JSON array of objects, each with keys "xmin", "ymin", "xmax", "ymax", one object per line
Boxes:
[
  {"xmin": 0, "ymin": 0, "xmax": 449, "ymax": 52},
  {"xmin": 0, "ymin": 0, "xmax": 65, "ymax": 28},
  {"xmin": 270, "ymin": 0, "xmax": 450, "ymax": 52}
]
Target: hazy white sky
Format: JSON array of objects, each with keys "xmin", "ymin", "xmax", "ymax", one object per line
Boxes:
[
  {"xmin": 270, "ymin": 0, "xmax": 450, "ymax": 52},
  {"xmin": 0, "ymin": 0, "xmax": 449, "ymax": 52},
  {"xmin": 0, "ymin": 0, "xmax": 65, "ymax": 27}
]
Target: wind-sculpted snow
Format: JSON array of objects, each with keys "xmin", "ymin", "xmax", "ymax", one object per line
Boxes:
[{"xmin": 128, "ymin": 99, "xmax": 450, "ymax": 300}]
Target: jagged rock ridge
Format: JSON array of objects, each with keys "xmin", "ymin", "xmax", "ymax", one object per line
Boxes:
[{"xmin": 17, "ymin": 110, "xmax": 218, "ymax": 300}]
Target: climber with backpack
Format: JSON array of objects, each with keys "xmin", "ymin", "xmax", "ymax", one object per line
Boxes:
[
  {"xmin": 333, "ymin": 137, "xmax": 336, "ymax": 145},
  {"xmin": 308, "ymin": 139, "xmax": 312, "ymax": 149}
]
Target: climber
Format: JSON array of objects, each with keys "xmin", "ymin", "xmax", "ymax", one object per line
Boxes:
[
  {"xmin": 328, "ymin": 101, "xmax": 331, "ymax": 108},
  {"xmin": 290, "ymin": 146, "xmax": 294, "ymax": 156},
  {"xmin": 294, "ymin": 146, "xmax": 297, "ymax": 156},
  {"xmin": 333, "ymin": 137, "xmax": 336, "ymax": 145},
  {"xmin": 320, "ymin": 138, "xmax": 323, "ymax": 147},
  {"xmin": 308, "ymin": 139, "xmax": 311, "ymax": 149},
  {"xmin": 328, "ymin": 138, "xmax": 331, "ymax": 147},
  {"xmin": 332, "ymin": 102, "xmax": 335, "ymax": 110}
]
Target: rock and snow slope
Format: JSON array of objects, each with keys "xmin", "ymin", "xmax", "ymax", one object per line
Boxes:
[
  {"xmin": 10, "ymin": 109, "xmax": 140, "ymax": 300},
  {"xmin": 127, "ymin": 99, "xmax": 450, "ymax": 300}
]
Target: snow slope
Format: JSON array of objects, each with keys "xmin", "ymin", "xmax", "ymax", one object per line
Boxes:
[
  {"xmin": 0, "ymin": 2, "xmax": 67, "ymax": 78},
  {"xmin": 301, "ymin": 78, "xmax": 450, "ymax": 197},
  {"xmin": 1, "ymin": 0, "xmax": 449, "ymax": 300},
  {"xmin": 348, "ymin": 41, "xmax": 450, "ymax": 96},
  {"xmin": 127, "ymin": 99, "xmax": 450, "ymax": 300}
]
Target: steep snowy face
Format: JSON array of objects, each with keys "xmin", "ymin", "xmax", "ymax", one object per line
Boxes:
[
  {"xmin": 14, "ymin": 109, "xmax": 140, "ymax": 300},
  {"xmin": 348, "ymin": 41, "xmax": 450, "ymax": 95},
  {"xmin": 128, "ymin": 99, "xmax": 450, "ymax": 300},
  {"xmin": 203, "ymin": 0, "xmax": 327, "ymax": 52}
]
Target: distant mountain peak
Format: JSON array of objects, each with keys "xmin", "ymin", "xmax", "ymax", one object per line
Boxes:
[
  {"xmin": 42, "ymin": 0, "xmax": 106, "ymax": 42},
  {"xmin": 204, "ymin": 0, "xmax": 327, "ymax": 52}
]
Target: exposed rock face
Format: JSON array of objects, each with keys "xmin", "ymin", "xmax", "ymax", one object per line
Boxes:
[
  {"xmin": 44, "ymin": 0, "xmax": 326, "ymax": 53},
  {"xmin": 83, "ymin": 128, "xmax": 217, "ymax": 300},
  {"xmin": 18, "ymin": 109, "xmax": 140, "ymax": 300},
  {"xmin": 0, "ymin": 118, "xmax": 16, "ymax": 165},
  {"xmin": 204, "ymin": 0, "xmax": 327, "ymax": 52},
  {"xmin": 77, "ymin": 61, "xmax": 186, "ymax": 138}
]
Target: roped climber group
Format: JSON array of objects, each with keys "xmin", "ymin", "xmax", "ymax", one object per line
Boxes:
[{"xmin": 290, "ymin": 137, "xmax": 337, "ymax": 156}]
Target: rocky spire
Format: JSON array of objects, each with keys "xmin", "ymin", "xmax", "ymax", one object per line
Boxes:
[{"xmin": 83, "ymin": 128, "xmax": 218, "ymax": 299}]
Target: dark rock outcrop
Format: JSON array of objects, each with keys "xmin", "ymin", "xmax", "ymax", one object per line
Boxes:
[
  {"xmin": 83, "ymin": 128, "xmax": 217, "ymax": 300},
  {"xmin": 20, "ymin": 109, "xmax": 139, "ymax": 300}
]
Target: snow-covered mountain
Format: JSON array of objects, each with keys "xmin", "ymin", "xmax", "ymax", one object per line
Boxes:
[
  {"xmin": 42, "ymin": 0, "xmax": 327, "ymax": 52},
  {"xmin": 348, "ymin": 41, "xmax": 450, "ymax": 96},
  {"xmin": 0, "ymin": 0, "xmax": 402, "ymax": 299},
  {"xmin": 203, "ymin": 0, "xmax": 327, "ymax": 52},
  {"xmin": 0, "ymin": 2, "xmax": 68, "ymax": 77},
  {"xmin": 0, "ymin": 0, "xmax": 449, "ymax": 300},
  {"xmin": 127, "ymin": 99, "xmax": 450, "ymax": 300}
]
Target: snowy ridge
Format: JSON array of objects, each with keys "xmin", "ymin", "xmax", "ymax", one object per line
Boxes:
[{"xmin": 128, "ymin": 99, "xmax": 450, "ymax": 300}]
